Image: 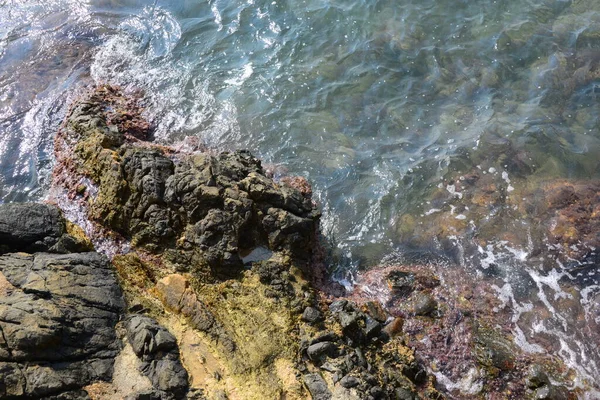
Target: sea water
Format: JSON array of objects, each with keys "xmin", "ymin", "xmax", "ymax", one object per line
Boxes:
[{"xmin": 1, "ymin": 0, "xmax": 600, "ymax": 394}]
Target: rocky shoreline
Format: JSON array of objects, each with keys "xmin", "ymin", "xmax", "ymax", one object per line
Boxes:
[{"xmin": 0, "ymin": 85, "xmax": 593, "ymax": 399}]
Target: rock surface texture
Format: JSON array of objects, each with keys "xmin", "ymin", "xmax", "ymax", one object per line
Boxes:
[{"xmin": 0, "ymin": 205, "xmax": 125, "ymax": 399}]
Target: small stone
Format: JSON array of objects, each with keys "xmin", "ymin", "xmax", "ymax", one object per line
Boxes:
[
  {"xmin": 411, "ymin": 292, "xmax": 437, "ymax": 316},
  {"xmin": 527, "ymin": 364, "xmax": 550, "ymax": 389},
  {"xmin": 303, "ymin": 373, "xmax": 332, "ymax": 400},
  {"xmin": 339, "ymin": 311, "xmax": 358, "ymax": 329},
  {"xmin": 75, "ymin": 184, "xmax": 87, "ymax": 195},
  {"xmin": 320, "ymin": 362, "xmax": 339, "ymax": 373},
  {"xmin": 302, "ymin": 306, "xmax": 322, "ymax": 323},
  {"xmin": 339, "ymin": 311, "xmax": 365, "ymax": 343},
  {"xmin": 310, "ymin": 331, "xmax": 339, "ymax": 345},
  {"xmin": 329, "ymin": 299, "xmax": 348, "ymax": 313},
  {"xmin": 362, "ymin": 301, "xmax": 388, "ymax": 322},
  {"xmin": 383, "ymin": 317, "xmax": 404, "ymax": 338},
  {"xmin": 394, "ymin": 387, "xmax": 416, "ymax": 400},
  {"xmin": 534, "ymin": 384, "xmax": 569, "ymax": 400},
  {"xmin": 307, "ymin": 341, "xmax": 339, "ymax": 361},
  {"xmin": 340, "ymin": 375, "xmax": 360, "ymax": 389},
  {"xmin": 364, "ymin": 316, "xmax": 382, "ymax": 339},
  {"xmin": 386, "ymin": 270, "xmax": 415, "ymax": 296}
]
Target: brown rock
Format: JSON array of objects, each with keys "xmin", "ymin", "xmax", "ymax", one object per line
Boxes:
[{"xmin": 383, "ymin": 317, "xmax": 404, "ymax": 337}]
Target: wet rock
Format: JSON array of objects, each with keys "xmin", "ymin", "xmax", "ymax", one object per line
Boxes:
[
  {"xmin": 534, "ymin": 384, "xmax": 570, "ymax": 400},
  {"xmin": 55, "ymin": 86, "xmax": 320, "ymax": 278},
  {"xmin": 474, "ymin": 325, "xmax": 516, "ymax": 372},
  {"xmin": 527, "ymin": 365, "xmax": 551, "ymax": 389},
  {"xmin": 126, "ymin": 316, "xmax": 189, "ymax": 399},
  {"xmin": 0, "ymin": 251, "xmax": 124, "ymax": 398},
  {"xmin": 303, "ymin": 373, "xmax": 332, "ymax": 400},
  {"xmin": 386, "ymin": 270, "xmax": 416, "ymax": 296},
  {"xmin": 411, "ymin": 292, "xmax": 437, "ymax": 316},
  {"xmin": 302, "ymin": 306, "xmax": 323, "ymax": 323},
  {"xmin": 307, "ymin": 341, "xmax": 339, "ymax": 361},
  {"xmin": 362, "ymin": 301, "xmax": 388, "ymax": 322}
]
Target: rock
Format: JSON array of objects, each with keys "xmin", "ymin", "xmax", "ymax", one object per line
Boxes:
[
  {"xmin": 0, "ymin": 203, "xmax": 64, "ymax": 252},
  {"xmin": 303, "ymin": 373, "xmax": 332, "ymax": 400},
  {"xmin": 302, "ymin": 306, "xmax": 323, "ymax": 323},
  {"xmin": 364, "ymin": 316, "xmax": 382, "ymax": 339},
  {"xmin": 0, "ymin": 203, "xmax": 90, "ymax": 254},
  {"xmin": 125, "ymin": 316, "xmax": 189, "ymax": 399},
  {"xmin": 383, "ymin": 317, "xmax": 404, "ymax": 338},
  {"xmin": 338, "ymin": 311, "xmax": 365, "ymax": 344},
  {"xmin": 0, "ymin": 251, "xmax": 124, "ymax": 398},
  {"xmin": 307, "ymin": 341, "xmax": 339, "ymax": 361},
  {"xmin": 362, "ymin": 301, "xmax": 388, "ymax": 323},
  {"xmin": 310, "ymin": 331, "xmax": 339, "ymax": 345},
  {"xmin": 527, "ymin": 365, "xmax": 551, "ymax": 389},
  {"xmin": 339, "ymin": 375, "xmax": 360, "ymax": 389},
  {"xmin": 534, "ymin": 384, "xmax": 570, "ymax": 400},
  {"xmin": 124, "ymin": 390, "xmax": 164, "ymax": 400},
  {"xmin": 329, "ymin": 299, "xmax": 349, "ymax": 313},
  {"xmin": 411, "ymin": 292, "xmax": 437, "ymax": 316},
  {"xmin": 386, "ymin": 270, "xmax": 416, "ymax": 296},
  {"xmin": 156, "ymin": 274, "xmax": 235, "ymax": 353},
  {"xmin": 55, "ymin": 88, "xmax": 320, "ymax": 278},
  {"xmin": 474, "ymin": 325, "xmax": 516, "ymax": 371},
  {"xmin": 394, "ymin": 387, "xmax": 416, "ymax": 400}
]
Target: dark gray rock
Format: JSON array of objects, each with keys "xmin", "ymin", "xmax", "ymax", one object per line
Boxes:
[
  {"xmin": 0, "ymin": 251, "xmax": 124, "ymax": 398},
  {"xmin": 302, "ymin": 306, "xmax": 322, "ymax": 323},
  {"xmin": 338, "ymin": 311, "xmax": 365, "ymax": 344},
  {"xmin": 0, "ymin": 203, "xmax": 89, "ymax": 254},
  {"xmin": 303, "ymin": 373, "xmax": 331, "ymax": 400},
  {"xmin": 309, "ymin": 331, "xmax": 339, "ymax": 345},
  {"xmin": 0, "ymin": 203, "xmax": 64, "ymax": 252},
  {"xmin": 307, "ymin": 341, "xmax": 338, "ymax": 361},
  {"xmin": 125, "ymin": 390, "xmax": 165, "ymax": 400},
  {"xmin": 328, "ymin": 300, "xmax": 348, "ymax": 313},
  {"xmin": 340, "ymin": 375, "xmax": 360, "ymax": 389},
  {"xmin": 126, "ymin": 316, "xmax": 189, "ymax": 399},
  {"xmin": 364, "ymin": 316, "xmax": 382, "ymax": 339},
  {"xmin": 386, "ymin": 271, "xmax": 416, "ymax": 297},
  {"xmin": 527, "ymin": 364, "xmax": 551, "ymax": 389}
]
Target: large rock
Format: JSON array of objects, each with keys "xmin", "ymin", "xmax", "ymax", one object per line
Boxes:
[
  {"xmin": 0, "ymin": 203, "xmax": 89, "ymax": 254},
  {"xmin": 0, "ymin": 251, "xmax": 125, "ymax": 398},
  {"xmin": 54, "ymin": 85, "xmax": 320, "ymax": 279}
]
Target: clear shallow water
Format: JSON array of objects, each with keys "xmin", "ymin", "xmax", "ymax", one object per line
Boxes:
[{"xmin": 2, "ymin": 0, "xmax": 600, "ymax": 394}]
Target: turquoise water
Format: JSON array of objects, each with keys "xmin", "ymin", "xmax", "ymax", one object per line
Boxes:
[{"xmin": 2, "ymin": 0, "xmax": 600, "ymax": 393}]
